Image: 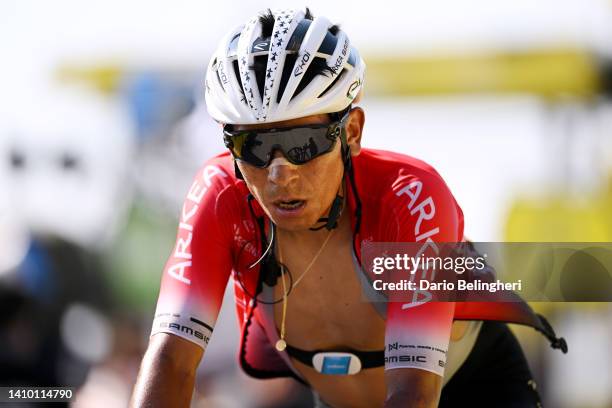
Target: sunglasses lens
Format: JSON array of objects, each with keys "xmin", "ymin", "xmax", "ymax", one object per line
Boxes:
[
  {"xmin": 226, "ymin": 123, "xmax": 340, "ymax": 167},
  {"xmin": 242, "ymin": 135, "xmax": 270, "ymax": 167},
  {"xmin": 282, "ymin": 128, "xmax": 330, "ymax": 164}
]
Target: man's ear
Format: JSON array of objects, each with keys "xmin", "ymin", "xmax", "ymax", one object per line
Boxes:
[{"xmin": 346, "ymin": 107, "xmax": 365, "ymax": 157}]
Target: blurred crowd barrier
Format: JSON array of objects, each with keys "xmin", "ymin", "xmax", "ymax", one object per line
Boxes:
[{"xmin": 1, "ymin": 25, "xmax": 612, "ymax": 408}]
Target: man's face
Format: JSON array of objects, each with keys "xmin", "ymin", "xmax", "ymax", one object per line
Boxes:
[{"xmin": 233, "ymin": 111, "xmax": 362, "ymax": 232}]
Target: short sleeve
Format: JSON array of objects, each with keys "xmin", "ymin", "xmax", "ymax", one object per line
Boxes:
[
  {"xmin": 150, "ymin": 161, "xmax": 235, "ymax": 350},
  {"xmin": 383, "ymin": 166, "xmax": 463, "ymax": 376}
]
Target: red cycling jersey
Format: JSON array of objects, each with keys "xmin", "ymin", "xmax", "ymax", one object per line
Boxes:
[{"xmin": 151, "ymin": 148, "xmax": 564, "ymax": 379}]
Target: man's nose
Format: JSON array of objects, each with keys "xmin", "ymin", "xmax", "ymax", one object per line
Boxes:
[{"xmin": 267, "ymin": 151, "xmax": 299, "ymax": 187}]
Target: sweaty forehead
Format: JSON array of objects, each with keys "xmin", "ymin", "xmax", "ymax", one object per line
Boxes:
[{"xmin": 232, "ymin": 113, "xmax": 330, "ymax": 131}]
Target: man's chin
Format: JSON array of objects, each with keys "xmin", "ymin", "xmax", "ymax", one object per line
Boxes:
[
  {"xmin": 271, "ymin": 217, "xmax": 319, "ymax": 232},
  {"xmin": 266, "ymin": 210, "xmax": 323, "ymax": 232}
]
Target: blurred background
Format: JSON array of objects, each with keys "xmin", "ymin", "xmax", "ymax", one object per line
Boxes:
[{"xmin": 1, "ymin": 0, "xmax": 611, "ymax": 407}]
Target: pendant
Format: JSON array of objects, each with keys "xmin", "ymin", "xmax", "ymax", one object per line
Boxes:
[{"xmin": 275, "ymin": 339, "xmax": 287, "ymax": 351}]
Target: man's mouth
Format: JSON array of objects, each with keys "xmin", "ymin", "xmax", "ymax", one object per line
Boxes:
[{"xmin": 274, "ymin": 199, "xmax": 306, "ymax": 210}]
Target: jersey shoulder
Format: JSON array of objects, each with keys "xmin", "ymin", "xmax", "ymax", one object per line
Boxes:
[
  {"xmin": 198, "ymin": 151, "xmax": 239, "ymax": 187},
  {"xmin": 354, "ymin": 148, "xmax": 450, "ymax": 189},
  {"xmin": 190, "ymin": 151, "xmax": 248, "ymax": 206},
  {"xmin": 179, "ymin": 151, "xmax": 251, "ymax": 243},
  {"xmin": 353, "ymin": 148, "xmax": 464, "ymax": 243}
]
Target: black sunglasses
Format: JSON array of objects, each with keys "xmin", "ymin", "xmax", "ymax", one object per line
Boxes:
[{"xmin": 223, "ymin": 111, "xmax": 349, "ymax": 168}]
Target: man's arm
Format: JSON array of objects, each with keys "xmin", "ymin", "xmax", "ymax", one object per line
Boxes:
[
  {"xmin": 380, "ymin": 163, "xmax": 464, "ymax": 406},
  {"xmin": 384, "ymin": 368, "xmax": 442, "ymax": 408},
  {"xmin": 130, "ymin": 161, "xmax": 235, "ymax": 406},
  {"xmin": 130, "ymin": 333, "xmax": 204, "ymax": 408}
]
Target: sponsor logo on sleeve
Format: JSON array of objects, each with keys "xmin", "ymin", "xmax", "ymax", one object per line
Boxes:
[
  {"xmin": 385, "ymin": 355, "xmax": 427, "ymax": 364},
  {"xmin": 157, "ymin": 319, "xmax": 212, "ymax": 344},
  {"xmin": 167, "ymin": 165, "xmax": 228, "ymax": 285}
]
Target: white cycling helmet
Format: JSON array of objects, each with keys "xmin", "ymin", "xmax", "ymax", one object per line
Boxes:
[{"xmin": 205, "ymin": 8, "xmax": 365, "ymax": 124}]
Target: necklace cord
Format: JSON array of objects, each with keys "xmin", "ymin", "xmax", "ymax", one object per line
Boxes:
[{"xmin": 275, "ymin": 229, "xmax": 334, "ymax": 351}]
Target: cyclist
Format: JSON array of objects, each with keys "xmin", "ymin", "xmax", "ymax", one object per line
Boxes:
[{"xmin": 131, "ymin": 8, "xmax": 566, "ymax": 407}]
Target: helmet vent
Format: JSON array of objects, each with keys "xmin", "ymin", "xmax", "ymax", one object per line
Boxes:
[
  {"xmin": 318, "ymin": 68, "xmax": 346, "ymax": 98},
  {"xmin": 253, "ymin": 55, "xmax": 267, "ymax": 103},
  {"xmin": 232, "ymin": 60, "xmax": 247, "ymax": 104},
  {"xmin": 276, "ymin": 53, "xmax": 298, "ymax": 103},
  {"xmin": 293, "ymin": 57, "xmax": 334, "ymax": 100}
]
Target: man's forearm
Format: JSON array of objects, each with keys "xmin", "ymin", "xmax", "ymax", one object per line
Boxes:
[
  {"xmin": 384, "ymin": 390, "xmax": 439, "ymax": 408},
  {"xmin": 130, "ymin": 343, "xmax": 198, "ymax": 408},
  {"xmin": 384, "ymin": 368, "xmax": 442, "ymax": 408}
]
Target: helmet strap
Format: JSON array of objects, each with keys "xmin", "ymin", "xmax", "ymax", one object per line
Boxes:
[
  {"xmin": 234, "ymin": 160, "xmax": 244, "ymax": 180},
  {"xmin": 309, "ymin": 193, "xmax": 344, "ymax": 231},
  {"xmin": 309, "ymin": 119, "xmax": 352, "ymax": 231}
]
